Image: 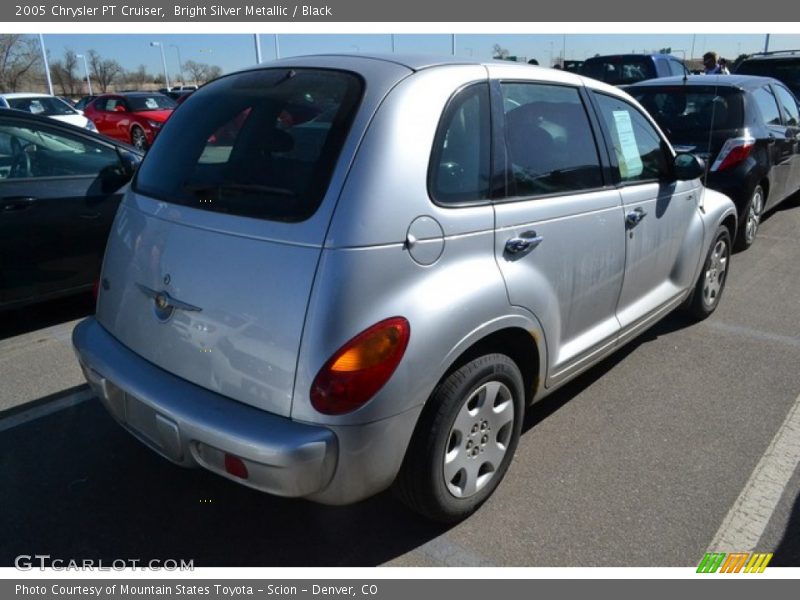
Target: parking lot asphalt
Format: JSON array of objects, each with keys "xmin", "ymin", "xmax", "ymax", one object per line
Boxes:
[{"xmin": 1, "ymin": 197, "xmax": 799, "ymax": 567}]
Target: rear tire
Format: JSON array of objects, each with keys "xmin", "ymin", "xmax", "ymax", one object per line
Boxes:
[
  {"xmin": 735, "ymin": 184, "xmax": 764, "ymax": 251},
  {"xmin": 686, "ymin": 225, "xmax": 731, "ymax": 320},
  {"xmin": 395, "ymin": 354, "xmax": 524, "ymax": 523}
]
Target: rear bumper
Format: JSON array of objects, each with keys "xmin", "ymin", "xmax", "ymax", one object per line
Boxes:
[{"xmin": 72, "ymin": 318, "xmax": 338, "ymax": 498}]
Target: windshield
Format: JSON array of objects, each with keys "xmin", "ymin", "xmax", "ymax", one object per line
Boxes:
[
  {"xmin": 628, "ymin": 87, "xmax": 744, "ymax": 139},
  {"xmin": 6, "ymin": 96, "xmax": 78, "ymax": 117},
  {"xmin": 582, "ymin": 56, "xmax": 655, "ymax": 85},
  {"xmin": 134, "ymin": 68, "xmax": 363, "ymax": 223},
  {"xmin": 127, "ymin": 95, "xmax": 177, "ymax": 111}
]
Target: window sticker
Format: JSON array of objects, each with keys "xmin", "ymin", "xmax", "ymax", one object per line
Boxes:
[
  {"xmin": 611, "ymin": 110, "xmax": 643, "ymax": 178},
  {"xmin": 145, "ymin": 98, "xmax": 158, "ymax": 110}
]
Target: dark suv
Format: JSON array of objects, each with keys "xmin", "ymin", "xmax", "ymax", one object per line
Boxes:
[
  {"xmin": 735, "ymin": 50, "xmax": 800, "ymax": 98},
  {"xmin": 582, "ymin": 53, "xmax": 689, "ymax": 86},
  {"xmin": 625, "ymin": 75, "xmax": 800, "ymax": 249}
]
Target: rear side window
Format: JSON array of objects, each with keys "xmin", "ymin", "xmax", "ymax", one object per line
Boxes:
[
  {"xmin": 429, "ymin": 83, "xmax": 491, "ymax": 204},
  {"xmin": 752, "ymin": 86, "xmax": 782, "ymax": 125},
  {"xmin": 501, "ymin": 83, "xmax": 603, "ymax": 198},
  {"xmin": 773, "ymin": 84, "xmax": 800, "ymax": 126},
  {"xmin": 593, "ymin": 93, "xmax": 671, "ymax": 183},
  {"xmin": 134, "ymin": 69, "xmax": 363, "ymax": 222},
  {"xmin": 668, "ymin": 60, "xmax": 688, "ymax": 77}
]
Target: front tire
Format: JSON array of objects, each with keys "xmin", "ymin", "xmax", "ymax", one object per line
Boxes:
[
  {"xmin": 686, "ymin": 225, "xmax": 731, "ymax": 320},
  {"xmin": 735, "ymin": 184, "xmax": 764, "ymax": 251},
  {"xmin": 395, "ymin": 354, "xmax": 524, "ymax": 523},
  {"xmin": 131, "ymin": 126, "xmax": 149, "ymax": 151}
]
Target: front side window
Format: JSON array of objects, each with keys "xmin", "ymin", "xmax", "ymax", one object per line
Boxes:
[
  {"xmin": 752, "ymin": 86, "xmax": 782, "ymax": 125},
  {"xmin": 0, "ymin": 121, "xmax": 120, "ymax": 180},
  {"xmin": 501, "ymin": 83, "xmax": 603, "ymax": 198},
  {"xmin": 773, "ymin": 84, "xmax": 800, "ymax": 126},
  {"xmin": 134, "ymin": 68, "xmax": 363, "ymax": 222},
  {"xmin": 429, "ymin": 83, "xmax": 491, "ymax": 204},
  {"xmin": 593, "ymin": 92, "xmax": 671, "ymax": 183}
]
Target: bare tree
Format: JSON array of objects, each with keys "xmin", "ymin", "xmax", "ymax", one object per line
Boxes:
[
  {"xmin": 492, "ymin": 44, "xmax": 510, "ymax": 60},
  {"xmin": 51, "ymin": 49, "xmax": 81, "ymax": 96},
  {"xmin": 183, "ymin": 60, "xmax": 223, "ymax": 85},
  {"xmin": 0, "ymin": 34, "xmax": 41, "ymax": 92},
  {"xmin": 123, "ymin": 64, "xmax": 150, "ymax": 90},
  {"xmin": 88, "ymin": 49, "xmax": 123, "ymax": 92}
]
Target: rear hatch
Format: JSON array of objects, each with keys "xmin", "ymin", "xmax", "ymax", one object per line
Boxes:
[
  {"xmin": 95, "ymin": 67, "xmax": 366, "ymax": 417},
  {"xmin": 626, "ymin": 84, "xmax": 745, "ymax": 163}
]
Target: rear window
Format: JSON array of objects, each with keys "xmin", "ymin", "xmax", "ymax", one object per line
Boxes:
[
  {"xmin": 628, "ymin": 87, "xmax": 744, "ymax": 136},
  {"xmin": 582, "ymin": 56, "xmax": 655, "ymax": 85},
  {"xmin": 736, "ymin": 58, "xmax": 800, "ymax": 96},
  {"xmin": 133, "ymin": 68, "xmax": 363, "ymax": 222}
]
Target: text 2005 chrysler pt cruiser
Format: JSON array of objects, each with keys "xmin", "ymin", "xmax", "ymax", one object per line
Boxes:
[{"xmin": 73, "ymin": 55, "xmax": 737, "ymax": 522}]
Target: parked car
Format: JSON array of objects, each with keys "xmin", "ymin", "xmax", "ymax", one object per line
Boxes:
[
  {"xmin": 72, "ymin": 55, "xmax": 736, "ymax": 523},
  {"xmin": 166, "ymin": 89, "xmax": 194, "ymax": 104},
  {"xmin": 735, "ymin": 50, "xmax": 800, "ymax": 98},
  {"xmin": 0, "ymin": 108, "xmax": 142, "ymax": 311},
  {"xmin": 581, "ymin": 53, "xmax": 689, "ymax": 86},
  {"xmin": 83, "ymin": 92, "xmax": 177, "ymax": 151},
  {"xmin": 625, "ymin": 75, "xmax": 800, "ymax": 249},
  {"xmin": 0, "ymin": 93, "xmax": 98, "ymax": 132}
]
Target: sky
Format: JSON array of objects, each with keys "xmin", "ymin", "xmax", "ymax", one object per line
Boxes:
[{"xmin": 38, "ymin": 32, "xmax": 800, "ymax": 82}]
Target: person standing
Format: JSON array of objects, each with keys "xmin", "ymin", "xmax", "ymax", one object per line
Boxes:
[{"xmin": 703, "ymin": 51, "xmax": 730, "ymax": 74}]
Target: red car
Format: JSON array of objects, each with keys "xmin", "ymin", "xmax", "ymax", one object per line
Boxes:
[{"xmin": 84, "ymin": 92, "xmax": 176, "ymax": 151}]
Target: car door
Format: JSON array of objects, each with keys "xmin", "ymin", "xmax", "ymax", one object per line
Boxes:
[
  {"xmin": 772, "ymin": 82, "xmax": 800, "ymax": 198},
  {"xmin": 0, "ymin": 115, "xmax": 130, "ymax": 307},
  {"xmin": 488, "ymin": 73, "xmax": 626, "ymax": 387},
  {"xmin": 590, "ymin": 91, "xmax": 703, "ymax": 337},
  {"xmin": 751, "ymin": 84, "xmax": 792, "ymax": 208}
]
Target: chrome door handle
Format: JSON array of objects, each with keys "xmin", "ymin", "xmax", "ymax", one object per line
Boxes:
[
  {"xmin": 625, "ymin": 208, "xmax": 647, "ymax": 228},
  {"xmin": 505, "ymin": 230, "xmax": 543, "ymax": 254}
]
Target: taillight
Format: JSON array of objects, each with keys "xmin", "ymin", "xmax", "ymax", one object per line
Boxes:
[
  {"xmin": 310, "ymin": 317, "xmax": 410, "ymax": 415},
  {"xmin": 711, "ymin": 137, "xmax": 755, "ymax": 172}
]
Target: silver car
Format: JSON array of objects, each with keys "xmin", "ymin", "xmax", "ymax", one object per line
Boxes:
[{"xmin": 73, "ymin": 55, "xmax": 737, "ymax": 522}]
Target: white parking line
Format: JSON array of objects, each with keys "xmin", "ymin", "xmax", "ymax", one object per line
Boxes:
[
  {"xmin": 0, "ymin": 388, "xmax": 94, "ymax": 433},
  {"xmin": 708, "ymin": 391, "xmax": 800, "ymax": 552}
]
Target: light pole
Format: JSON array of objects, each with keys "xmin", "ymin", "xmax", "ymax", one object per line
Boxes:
[
  {"xmin": 76, "ymin": 53, "xmax": 93, "ymax": 95},
  {"xmin": 38, "ymin": 34, "xmax": 54, "ymax": 96},
  {"xmin": 253, "ymin": 34, "xmax": 262, "ymax": 64},
  {"xmin": 150, "ymin": 41, "xmax": 170, "ymax": 90},
  {"xmin": 169, "ymin": 44, "xmax": 184, "ymax": 85},
  {"xmin": 274, "ymin": 34, "xmax": 280, "ymax": 59}
]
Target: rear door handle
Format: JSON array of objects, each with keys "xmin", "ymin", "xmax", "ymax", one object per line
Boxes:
[
  {"xmin": 1, "ymin": 196, "xmax": 36, "ymax": 212},
  {"xmin": 505, "ymin": 230, "xmax": 543, "ymax": 254},
  {"xmin": 625, "ymin": 207, "xmax": 647, "ymax": 228}
]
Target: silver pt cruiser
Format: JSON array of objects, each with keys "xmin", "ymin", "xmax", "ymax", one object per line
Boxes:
[{"xmin": 73, "ymin": 55, "xmax": 737, "ymax": 522}]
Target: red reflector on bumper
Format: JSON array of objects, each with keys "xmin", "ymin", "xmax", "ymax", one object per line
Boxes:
[{"xmin": 224, "ymin": 454, "xmax": 249, "ymax": 479}]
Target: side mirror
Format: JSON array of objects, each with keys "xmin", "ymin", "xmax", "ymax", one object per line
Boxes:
[
  {"xmin": 113, "ymin": 104, "xmax": 127, "ymax": 113},
  {"xmin": 118, "ymin": 149, "xmax": 141, "ymax": 179},
  {"xmin": 673, "ymin": 152, "xmax": 705, "ymax": 180}
]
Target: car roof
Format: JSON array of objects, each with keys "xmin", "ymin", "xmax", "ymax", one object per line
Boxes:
[
  {"xmin": 0, "ymin": 92, "xmax": 52, "ymax": 99},
  {"xmin": 624, "ymin": 74, "xmax": 779, "ymax": 90},
  {"xmin": 740, "ymin": 50, "xmax": 800, "ymax": 61},
  {"xmin": 584, "ymin": 53, "xmax": 679, "ymax": 60}
]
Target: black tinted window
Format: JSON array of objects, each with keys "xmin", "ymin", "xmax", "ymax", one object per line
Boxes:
[
  {"xmin": 736, "ymin": 59, "xmax": 800, "ymax": 96},
  {"xmin": 127, "ymin": 95, "xmax": 176, "ymax": 111},
  {"xmin": 6, "ymin": 96, "xmax": 77, "ymax": 117},
  {"xmin": 429, "ymin": 83, "xmax": 491, "ymax": 204},
  {"xmin": 773, "ymin": 84, "xmax": 800, "ymax": 126},
  {"xmin": 594, "ymin": 93, "xmax": 670, "ymax": 183},
  {"xmin": 752, "ymin": 86, "xmax": 782, "ymax": 125},
  {"xmin": 630, "ymin": 87, "xmax": 744, "ymax": 135},
  {"xmin": 501, "ymin": 83, "xmax": 602, "ymax": 198},
  {"xmin": 134, "ymin": 69, "xmax": 363, "ymax": 222},
  {"xmin": 582, "ymin": 56, "xmax": 655, "ymax": 85}
]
